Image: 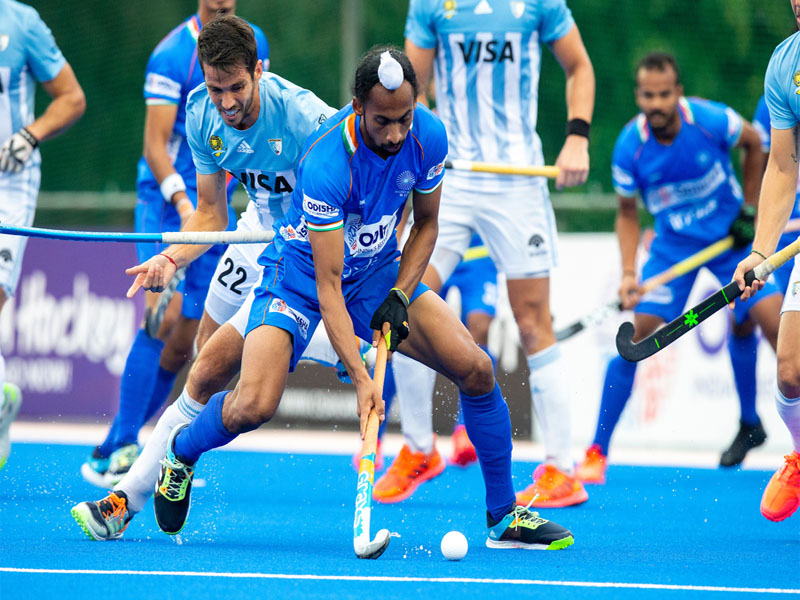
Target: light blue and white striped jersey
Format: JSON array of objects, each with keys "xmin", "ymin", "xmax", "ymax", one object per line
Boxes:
[
  {"xmin": 0, "ymin": 0, "xmax": 66, "ymax": 170},
  {"xmin": 405, "ymin": 0, "xmax": 573, "ymax": 184},
  {"xmin": 185, "ymin": 72, "xmax": 335, "ymax": 230}
]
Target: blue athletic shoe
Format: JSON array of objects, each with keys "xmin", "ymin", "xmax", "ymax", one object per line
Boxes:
[
  {"xmin": 80, "ymin": 447, "xmax": 111, "ymax": 487},
  {"xmin": 486, "ymin": 501, "xmax": 574, "ymax": 550}
]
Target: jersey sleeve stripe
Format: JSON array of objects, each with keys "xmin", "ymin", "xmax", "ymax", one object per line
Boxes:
[
  {"xmin": 307, "ymin": 220, "xmax": 344, "ymax": 232},
  {"xmin": 414, "ymin": 178, "xmax": 443, "ymax": 195}
]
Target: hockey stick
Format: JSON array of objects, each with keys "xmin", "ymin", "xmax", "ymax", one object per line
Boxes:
[
  {"xmin": 445, "ymin": 159, "xmax": 559, "ymax": 179},
  {"xmin": 616, "ymin": 235, "xmax": 800, "ymax": 362},
  {"xmin": 555, "ymin": 235, "xmax": 734, "ymax": 341},
  {"xmin": 0, "ymin": 224, "xmax": 274, "ymax": 245},
  {"xmin": 144, "ymin": 266, "xmax": 187, "ymax": 338},
  {"xmin": 556, "ymin": 217, "xmax": 800, "ymax": 342},
  {"xmin": 353, "ymin": 336, "xmax": 391, "ymax": 559}
]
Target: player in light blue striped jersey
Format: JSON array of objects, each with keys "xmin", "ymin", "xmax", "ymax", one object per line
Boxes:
[
  {"xmin": 386, "ymin": 0, "xmax": 594, "ymax": 509},
  {"xmin": 734, "ymin": 1, "xmax": 800, "ymax": 522},
  {"xmin": 80, "ymin": 1, "xmax": 270, "ymax": 489},
  {"xmin": 0, "ymin": 0, "xmax": 86, "ymax": 472}
]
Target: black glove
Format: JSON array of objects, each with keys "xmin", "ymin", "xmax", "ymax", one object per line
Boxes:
[
  {"xmin": 370, "ymin": 288, "xmax": 410, "ymax": 352},
  {"xmin": 729, "ymin": 204, "xmax": 756, "ymax": 249}
]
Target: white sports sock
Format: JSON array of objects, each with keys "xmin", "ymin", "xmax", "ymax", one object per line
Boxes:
[
  {"xmin": 115, "ymin": 387, "xmax": 204, "ymax": 513},
  {"xmin": 775, "ymin": 384, "xmax": 800, "ymax": 454},
  {"xmin": 392, "ymin": 352, "xmax": 436, "ymax": 453},
  {"xmin": 528, "ymin": 345, "xmax": 573, "ymax": 473}
]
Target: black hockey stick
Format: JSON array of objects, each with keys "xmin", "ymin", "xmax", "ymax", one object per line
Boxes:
[{"xmin": 616, "ymin": 236, "xmax": 800, "ymax": 362}]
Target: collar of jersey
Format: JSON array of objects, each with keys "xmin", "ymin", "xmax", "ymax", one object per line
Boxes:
[
  {"xmin": 636, "ymin": 96, "xmax": 693, "ymax": 144},
  {"xmin": 341, "ymin": 113, "xmax": 400, "ymax": 165},
  {"xmin": 187, "ymin": 15, "xmax": 201, "ymax": 41}
]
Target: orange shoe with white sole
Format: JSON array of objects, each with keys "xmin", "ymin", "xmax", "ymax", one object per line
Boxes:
[
  {"xmin": 575, "ymin": 444, "xmax": 608, "ymax": 485},
  {"xmin": 760, "ymin": 451, "xmax": 800, "ymax": 522},
  {"xmin": 373, "ymin": 443, "xmax": 445, "ymax": 503},
  {"xmin": 516, "ymin": 464, "xmax": 589, "ymax": 508},
  {"xmin": 449, "ymin": 425, "xmax": 477, "ymax": 466}
]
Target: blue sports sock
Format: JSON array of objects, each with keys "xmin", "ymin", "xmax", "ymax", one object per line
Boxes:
[
  {"xmin": 144, "ymin": 367, "xmax": 179, "ymax": 423},
  {"xmin": 455, "ymin": 346, "xmax": 498, "ymax": 429},
  {"xmin": 98, "ymin": 329, "xmax": 164, "ymax": 456},
  {"xmin": 728, "ymin": 332, "xmax": 760, "ymax": 426},
  {"xmin": 378, "ymin": 362, "xmax": 396, "ymax": 440},
  {"xmin": 173, "ymin": 391, "xmax": 238, "ymax": 464},
  {"xmin": 592, "ymin": 355, "xmax": 638, "ymax": 456},
  {"xmin": 460, "ymin": 382, "xmax": 514, "ymax": 522}
]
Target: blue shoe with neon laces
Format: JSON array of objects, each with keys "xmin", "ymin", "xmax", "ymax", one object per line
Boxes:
[
  {"xmin": 486, "ymin": 499, "xmax": 574, "ymax": 550},
  {"xmin": 154, "ymin": 423, "xmax": 194, "ymax": 535}
]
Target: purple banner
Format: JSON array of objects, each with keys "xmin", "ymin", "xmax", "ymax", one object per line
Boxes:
[{"xmin": 0, "ymin": 237, "xmax": 143, "ymax": 420}]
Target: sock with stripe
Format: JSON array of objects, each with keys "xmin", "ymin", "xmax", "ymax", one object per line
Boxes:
[{"xmin": 775, "ymin": 384, "xmax": 800, "ymax": 454}]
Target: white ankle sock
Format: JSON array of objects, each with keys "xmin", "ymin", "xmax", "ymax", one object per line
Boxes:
[
  {"xmin": 392, "ymin": 352, "xmax": 436, "ymax": 453},
  {"xmin": 115, "ymin": 388, "xmax": 204, "ymax": 513}
]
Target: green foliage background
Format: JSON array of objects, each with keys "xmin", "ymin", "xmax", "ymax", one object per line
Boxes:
[{"xmin": 31, "ymin": 1, "xmax": 795, "ymax": 194}]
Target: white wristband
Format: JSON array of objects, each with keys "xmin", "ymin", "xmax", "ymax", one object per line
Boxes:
[{"xmin": 160, "ymin": 172, "xmax": 186, "ymax": 202}]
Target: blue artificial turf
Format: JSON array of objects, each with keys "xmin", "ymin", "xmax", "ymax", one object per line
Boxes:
[{"xmin": 1, "ymin": 442, "xmax": 797, "ymax": 599}]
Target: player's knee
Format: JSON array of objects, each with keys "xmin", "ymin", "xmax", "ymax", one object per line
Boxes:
[
  {"xmin": 777, "ymin": 354, "xmax": 800, "ymax": 398},
  {"xmin": 459, "ymin": 347, "xmax": 495, "ymax": 397},
  {"xmin": 226, "ymin": 387, "xmax": 279, "ymax": 433},
  {"xmin": 188, "ymin": 357, "xmax": 229, "ymax": 402}
]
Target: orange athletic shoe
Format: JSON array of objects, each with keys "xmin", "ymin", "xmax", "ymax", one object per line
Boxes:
[
  {"xmin": 760, "ymin": 451, "xmax": 800, "ymax": 522},
  {"xmin": 449, "ymin": 425, "xmax": 477, "ymax": 466},
  {"xmin": 373, "ymin": 443, "xmax": 445, "ymax": 503},
  {"xmin": 575, "ymin": 444, "xmax": 608, "ymax": 484},
  {"xmin": 516, "ymin": 464, "xmax": 589, "ymax": 508}
]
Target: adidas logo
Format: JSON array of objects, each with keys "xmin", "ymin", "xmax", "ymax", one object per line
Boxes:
[{"xmin": 237, "ymin": 140, "xmax": 254, "ymax": 154}]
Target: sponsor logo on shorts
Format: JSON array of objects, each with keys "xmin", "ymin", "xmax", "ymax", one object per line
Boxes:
[
  {"xmin": 269, "ymin": 298, "xmax": 310, "ymax": 339},
  {"xmin": 144, "ymin": 73, "xmax": 181, "ymax": 99},
  {"xmin": 303, "ymin": 196, "xmax": 340, "ymax": 220},
  {"xmin": 0, "ymin": 248, "xmax": 12, "ymax": 262},
  {"xmin": 427, "ymin": 161, "xmax": 445, "ymax": 180},
  {"xmin": 528, "ymin": 234, "xmax": 544, "ymax": 248},
  {"xmin": 344, "ymin": 213, "xmax": 397, "ymax": 257}
]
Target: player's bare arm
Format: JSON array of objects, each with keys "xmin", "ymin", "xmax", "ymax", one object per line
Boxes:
[
  {"xmin": 143, "ymin": 104, "xmax": 194, "ymax": 224},
  {"xmin": 394, "ymin": 185, "xmax": 442, "ymax": 306},
  {"xmin": 736, "ymin": 119, "xmax": 765, "ymax": 208},
  {"xmin": 403, "ymin": 40, "xmax": 435, "ymax": 107},
  {"xmin": 615, "ymin": 194, "xmax": 641, "ymax": 310},
  {"xmin": 733, "ymin": 124, "xmax": 800, "ymax": 301},
  {"xmin": 310, "ymin": 227, "xmax": 384, "ymax": 437},
  {"xmin": 126, "ymin": 169, "xmax": 228, "ymax": 297},
  {"xmin": 551, "ymin": 25, "xmax": 594, "ymax": 190},
  {"xmin": 26, "ymin": 63, "xmax": 85, "ymax": 143}
]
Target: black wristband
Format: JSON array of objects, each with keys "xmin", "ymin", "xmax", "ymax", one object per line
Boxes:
[
  {"xmin": 566, "ymin": 118, "xmax": 591, "ymax": 140},
  {"xmin": 19, "ymin": 127, "xmax": 38, "ymax": 148}
]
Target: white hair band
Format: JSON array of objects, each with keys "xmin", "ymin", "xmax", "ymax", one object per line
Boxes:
[{"xmin": 378, "ymin": 51, "xmax": 404, "ymax": 90}]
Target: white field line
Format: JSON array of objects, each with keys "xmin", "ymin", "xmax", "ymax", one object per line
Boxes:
[{"xmin": 0, "ymin": 568, "xmax": 798, "ymax": 594}]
